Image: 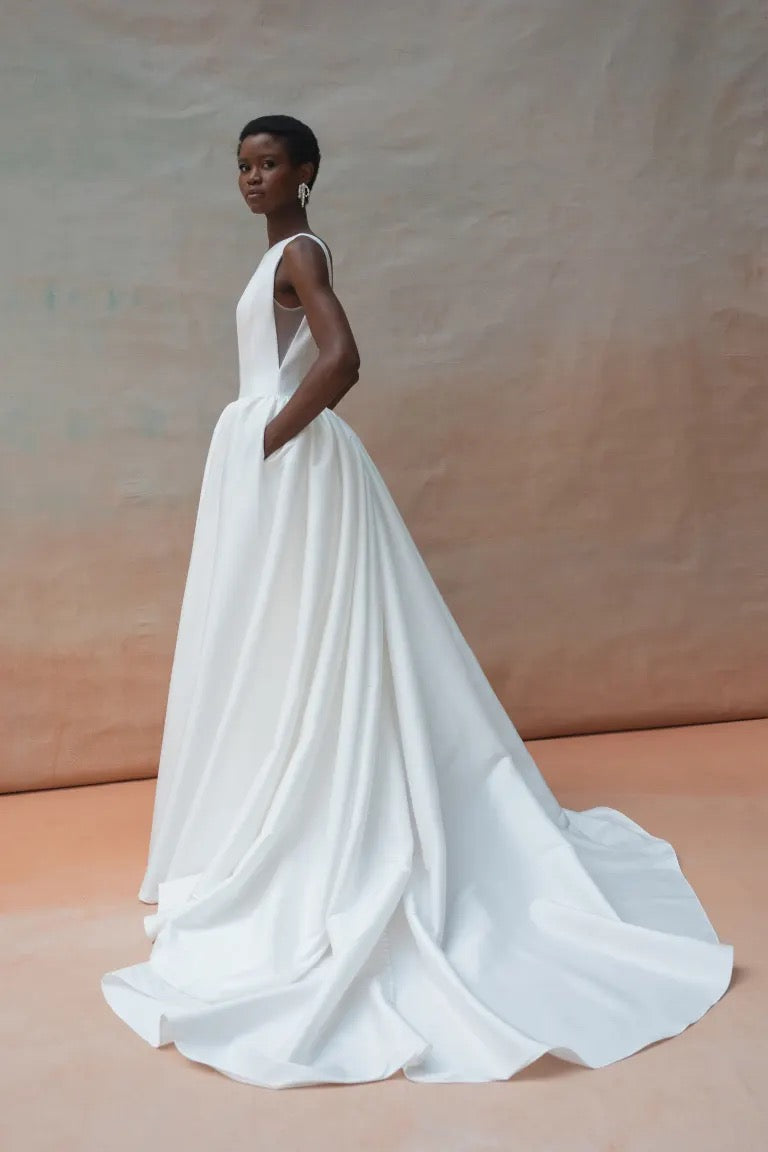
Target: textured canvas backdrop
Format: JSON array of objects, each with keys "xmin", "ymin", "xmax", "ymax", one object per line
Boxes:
[{"xmin": 2, "ymin": 0, "xmax": 767, "ymax": 791}]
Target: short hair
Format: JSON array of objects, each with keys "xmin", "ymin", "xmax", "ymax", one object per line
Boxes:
[{"xmin": 237, "ymin": 115, "xmax": 321, "ymax": 188}]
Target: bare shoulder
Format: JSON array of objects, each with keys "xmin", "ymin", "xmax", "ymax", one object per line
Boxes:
[{"xmin": 282, "ymin": 234, "xmax": 332, "ymax": 283}]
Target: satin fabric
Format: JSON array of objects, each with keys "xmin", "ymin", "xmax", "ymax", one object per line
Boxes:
[{"xmin": 101, "ymin": 233, "xmax": 733, "ymax": 1087}]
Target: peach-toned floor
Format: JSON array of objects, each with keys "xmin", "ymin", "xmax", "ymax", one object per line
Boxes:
[{"xmin": 1, "ymin": 719, "xmax": 765, "ymax": 1152}]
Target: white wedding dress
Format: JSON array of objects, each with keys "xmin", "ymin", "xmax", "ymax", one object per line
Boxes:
[{"xmin": 101, "ymin": 232, "xmax": 733, "ymax": 1087}]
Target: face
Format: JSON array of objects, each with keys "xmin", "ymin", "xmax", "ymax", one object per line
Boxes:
[{"xmin": 237, "ymin": 133, "xmax": 309, "ymax": 214}]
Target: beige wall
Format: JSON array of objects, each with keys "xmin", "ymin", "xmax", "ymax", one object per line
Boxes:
[{"xmin": 2, "ymin": 0, "xmax": 767, "ymax": 792}]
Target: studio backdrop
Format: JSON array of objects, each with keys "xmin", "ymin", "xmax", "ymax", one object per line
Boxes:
[{"xmin": 2, "ymin": 0, "xmax": 766, "ymax": 792}]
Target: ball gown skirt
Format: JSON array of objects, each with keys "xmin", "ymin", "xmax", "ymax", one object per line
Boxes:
[{"xmin": 101, "ymin": 233, "xmax": 733, "ymax": 1087}]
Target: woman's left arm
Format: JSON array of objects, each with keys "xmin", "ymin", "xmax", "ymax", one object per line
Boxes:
[{"xmin": 263, "ymin": 238, "xmax": 360, "ymax": 459}]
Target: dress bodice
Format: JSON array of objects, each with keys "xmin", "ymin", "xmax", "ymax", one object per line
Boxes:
[{"xmin": 235, "ymin": 232, "xmax": 333, "ymax": 401}]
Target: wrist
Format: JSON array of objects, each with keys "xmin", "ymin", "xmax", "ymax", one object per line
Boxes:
[{"xmin": 263, "ymin": 421, "xmax": 278, "ymax": 458}]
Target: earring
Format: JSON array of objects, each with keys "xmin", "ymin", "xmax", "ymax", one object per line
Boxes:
[{"xmin": 297, "ymin": 182, "xmax": 310, "ymax": 207}]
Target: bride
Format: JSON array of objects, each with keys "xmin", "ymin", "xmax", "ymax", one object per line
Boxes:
[{"xmin": 101, "ymin": 114, "xmax": 733, "ymax": 1088}]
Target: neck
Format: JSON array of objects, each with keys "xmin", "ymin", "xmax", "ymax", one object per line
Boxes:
[{"xmin": 266, "ymin": 207, "xmax": 311, "ymax": 248}]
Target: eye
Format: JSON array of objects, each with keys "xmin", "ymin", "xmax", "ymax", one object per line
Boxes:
[{"xmin": 263, "ymin": 159, "xmax": 276, "ymax": 169}]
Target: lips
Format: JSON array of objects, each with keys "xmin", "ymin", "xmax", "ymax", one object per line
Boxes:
[{"xmin": 246, "ymin": 190, "xmax": 264, "ymax": 199}]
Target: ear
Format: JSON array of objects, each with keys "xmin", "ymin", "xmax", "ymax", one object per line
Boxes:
[{"xmin": 298, "ymin": 160, "xmax": 316, "ymax": 187}]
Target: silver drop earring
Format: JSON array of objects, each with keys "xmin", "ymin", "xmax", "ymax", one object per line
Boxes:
[{"xmin": 297, "ymin": 181, "xmax": 310, "ymax": 207}]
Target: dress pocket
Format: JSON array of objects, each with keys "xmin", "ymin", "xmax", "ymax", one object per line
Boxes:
[{"xmin": 264, "ymin": 430, "xmax": 301, "ymax": 465}]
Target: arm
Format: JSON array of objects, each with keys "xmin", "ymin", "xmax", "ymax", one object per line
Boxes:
[
  {"xmin": 326, "ymin": 371, "xmax": 359, "ymax": 410},
  {"xmin": 263, "ymin": 239, "xmax": 360, "ymax": 458}
]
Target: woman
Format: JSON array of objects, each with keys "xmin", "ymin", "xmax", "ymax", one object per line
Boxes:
[{"xmin": 102, "ymin": 115, "xmax": 733, "ymax": 1088}]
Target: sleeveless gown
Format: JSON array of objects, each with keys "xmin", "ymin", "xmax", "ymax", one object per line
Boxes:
[{"xmin": 101, "ymin": 232, "xmax": 733, "ymax": 1087}]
